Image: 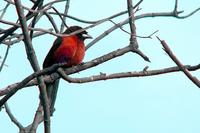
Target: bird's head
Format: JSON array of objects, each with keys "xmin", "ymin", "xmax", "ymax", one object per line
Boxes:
[{"xmin": 64, "ymin": 26, "xmax": 92, "ymax": 41}]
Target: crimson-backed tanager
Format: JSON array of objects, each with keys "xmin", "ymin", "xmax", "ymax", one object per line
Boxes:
[{"xmin": 43, "ymin": 26, "xmax": 92, "ymax": 114}]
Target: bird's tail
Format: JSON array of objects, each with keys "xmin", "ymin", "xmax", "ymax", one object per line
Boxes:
[{"xmin": 46, "ymin": 79, "xmax": 60, "ymax": 116}]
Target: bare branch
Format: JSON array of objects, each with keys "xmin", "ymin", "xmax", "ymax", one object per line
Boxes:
[
  {"xmin": 3, "ymin": 29, "xmax": 53, "ymax": 46},
  {"xmin": 127, "ymin": 0, "xmax": 138, "ymax": 48},
  {"xmin": 29, "ymin": 104, "xmax": 44, "ymax": 132},
  {"xmin": 5, "ymin": 0, "xmax": 51, "ymax": 14},
  {"xmin": 132, "ymin": 48, "xmax": 150, "ymax": 62},
  {"xmin": 157, "ymin": 37, "xmax": 200, "ymax": 88},
  {"xmin": 176, "ymin": 7, "xmax": 200, "ymax": 19},
  {"xmin": 109, "ymin": 19, "xmax": 158, "ymax": 39},
  {"xmin": 1, "ymin": 63, "xmax": 200, "ymax": 95},
  {"xmin": 0, "ymin": 46, "xmax": 132, "ymax": 102},
  {"xmin": 0, "ymin": 45, "xmax": 10, "ymax": 72},
  {"xmin": 48, "ymin": 0, "xmax": 142, "ymax": 26},
  {"xmin": 86, "ymin": 13, "xmax": 134, "ymax": 50},
  {"xmin": 44, "ymin": 12, "xmax": 59, "ymax": 33},
  {"xmin": 173, "ymin": 0, "xmax": 178, "ymax": 12},
  {"xmin": 4, "ymin": 103, "xmax": 24, "ymax": 130},
  {"xmin": 48, "ymin": 10, "xmax": 128, "ymax": 24},
  {"xmin": 0, "ymin": 0, "xmax": 44, "ymax": 43},
  {"xmin": 60, "ymin": 0, "xmax": 70, "ymax": 32},
  {"xmin": 56, "ymin": 64, "xmax": 200, "ymax": 83},
  {"xmin": 133, "ymin": 0, "xmax": 143, "ymax": 9},
  {"xmin": 0, "ymin": 3, "xmax": 10, "ymax": 19},
  {"xmin": 0, "ymin": 19, "xmax": 63, "ymax": 37},
  {"xmin": 86, "ymin": 9, "xmax": 185, "ymax": 50},
  {"xmin": 51, "ymin": 6, "xmax": 69, "ymax": 29},
  {"xmin": 172, "ymin": 0, "xmax": 200, "ymax": 18},
  {"xmin": 14, "ymin": 0, "xmax": 50, "ymax": 133}
]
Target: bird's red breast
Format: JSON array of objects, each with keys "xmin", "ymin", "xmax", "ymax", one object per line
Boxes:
[
  {"xmin": 43, "ymin": 26, "xmax": 91, "ymax": 68},
  {"xmin": 53, "ymin": 35, "xmax": 85, "ymax": 67}
]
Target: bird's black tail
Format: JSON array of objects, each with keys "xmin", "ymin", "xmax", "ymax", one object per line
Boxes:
[{"xmin": 46, "ymin": 79, "xmax": 60, "ymax": 116}]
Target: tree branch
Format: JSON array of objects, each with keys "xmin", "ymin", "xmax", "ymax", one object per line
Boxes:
[
  {"xmin": 4, "ymin": 103, "xmax": 24, "ymax": 130},
  {"xmin": 0, "ymin": 45, "xmax": 10, "ymax": 72},
  {"xmin": 3, "ymin": 29, "xmax": 53, "ymax": 46},
  {"xmin": 1, "ymin": 48, "xmax": 200, "ymax": 99},
  {"xmin": 48, "ymin": 10, "xmax": 128, "ymax": 24},
  {"xmin": 157, "ymin": 37, "xmax": 200, "ymax": 88},
  {"xmin": 0, "ymin": 46, "xmax": 132, "ymax": 102},
  {"xmin": 29, "ymin": 104, "xmax": 44, "ymax": 132},
  {"xmin": 60, "ymin": 0, "xmax": 70, "ymax": 32},
  {"xmin": 0, "ymin": 3, "xmax": 10, "ymax": 19},
  {"xmin": 0, "ymin": 0, "xmax": 44, "ymax": 43},
  {"xmin": 127, "ymin": 0, "xmax": 139, "ymax": 48},
  {"xmin": 0, "ymin": 63, "xmax": 200, "ymax": 96},
  {"xmin": 14, "ymin": 0, "xmax": 50, "ymax": 133}
]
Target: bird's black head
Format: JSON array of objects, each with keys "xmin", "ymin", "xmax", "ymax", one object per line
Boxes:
[{"xmin": 64, "ymin": 26, "xmax": 92, "ymax": 41}]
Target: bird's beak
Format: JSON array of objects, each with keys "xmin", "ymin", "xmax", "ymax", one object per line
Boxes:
[{"xmin": 82, "ymin": 33, "xmax": 92, "ymax": 39}]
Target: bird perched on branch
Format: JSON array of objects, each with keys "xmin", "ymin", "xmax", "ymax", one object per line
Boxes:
[{"xmin": 43, "ymin": 26, "xmax": 92, "ymax": 115}]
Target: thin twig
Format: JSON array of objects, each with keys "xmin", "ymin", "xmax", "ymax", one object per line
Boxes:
[
  {"xmin": 157, "ymin": 36, "xmax": 200, "ymax": 88},
  {"xmin": 4, "ymin": 103, "xmax": 24, "ymax": 130},
  {"xmin": 173, "ymin": 0, "xmax": 200, "ymax": 18},
  {"xmin": 0, "ymin": 45, "xmax": 10, "ymax": 72},
  {"xmin": 86, "ymin": 12, "xmax": 136, "ymax": 50},
  {"xmin": 176, "ymin": 7, "xmax": 200, "ymax": 19},
  {"xmin": 60, "ymin": 0, "xmax": 70, "ymax": 32},
  {"xmin": 5, "ymin": 0, "xmax": 51, "ymax": 14},
  {"xmin": 52, "ymin": 6, "xmax": 69, "ymax": 29},
  {"xmin": 48, "ymin": 0, "xmax": 142, "ymax": 25},
  {"xmin": 85, "ymin": 9, "xmax": 187, "ymax": 50},
  {"xmin": 132, "ymin": 48, "xmax": 150, "ymax": 62},
  {"xmin": 174, "ymin": 0, "xmax": 178, "ymax": 13},
  {"xmin": 109, "ymin": 19, "xmax": 158, "ymax": 39},
  {"xmin": 44, "ymin": 12, "xmax": 59, "ymax": 33},
  {"xmin": 49, "ymin": 10, "xmax": 128, "ymax": 24},
  {"xmin": 3, "ymin": 29, "xmax": 53, "ymax": 46},
  {"xmin": 0, "ymin": 19, "xmax": 62, "ymax": 37},
  {"xmin": 0, "ymin": 0, "xmax": 44, "ymax": 44},
  {"xmin": 29, "ymin": 1, "xmax": 45, "ymax": 40},
  {"xmin": 0, "ymin": 3, "xmax": 10, "ymax": 19},
  {"xmin": 30, "ymin": 104, "xmax": 44, "ymax": 132}
]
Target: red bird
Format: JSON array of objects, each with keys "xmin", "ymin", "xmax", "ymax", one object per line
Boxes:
[{"xmin": 43, "ymin": 26, "xmax": 92, "ymax": 115}]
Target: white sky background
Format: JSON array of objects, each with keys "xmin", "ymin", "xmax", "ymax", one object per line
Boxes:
[{"xmin": 0, "ymin": 0, "xmax": 200, "ymax": 132}]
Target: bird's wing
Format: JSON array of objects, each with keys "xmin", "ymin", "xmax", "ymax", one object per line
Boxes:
[{"xmin": 43, "ymin": 37, "xmax": 62, "ymax": 68}]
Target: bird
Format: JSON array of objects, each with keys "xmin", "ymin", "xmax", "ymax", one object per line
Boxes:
[{"xmin": 43, "ymin": 26, "xmax": 92, "ymax": 115}]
